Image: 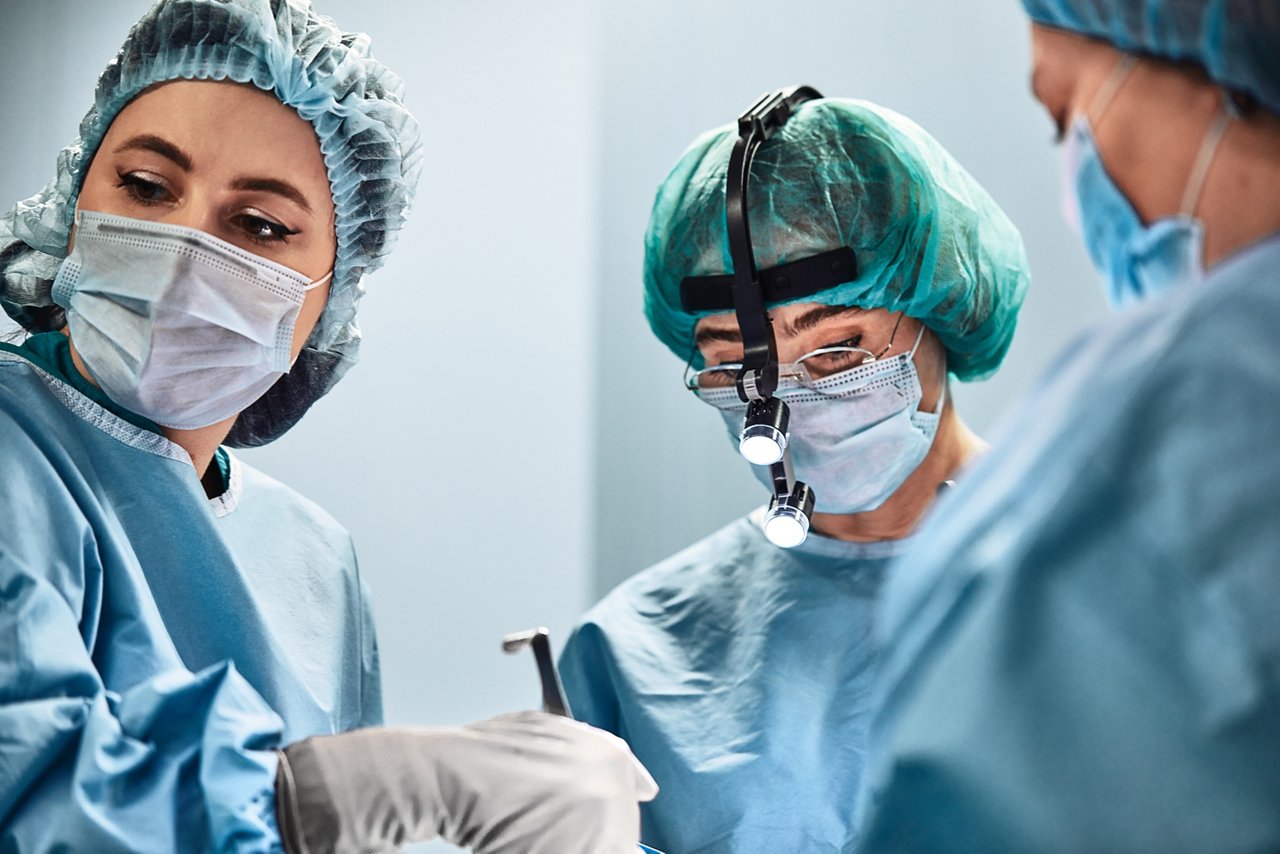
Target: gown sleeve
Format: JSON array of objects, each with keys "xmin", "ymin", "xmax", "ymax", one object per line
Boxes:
[
  {"xmin": 355, "ymin": 564, "xmax": 384, "ymax": 728},
  {"xmin": 858, "ymin": 283, "xmax": 1280, "ymax": 851},
  {"xmin": 0, "ymin": 402, "xmax": 286, "ymax": 852}
]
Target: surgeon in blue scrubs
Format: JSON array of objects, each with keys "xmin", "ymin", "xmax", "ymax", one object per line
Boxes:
[
  {"xmin": 558, "ymin": 97, "xmax": 1029, "ymax": 853},
  {"xmin": 0, "ymin": 2, "xmax": 653, "ymax": 851},
  {"xmin": 858, "ymin": 3, "xmax": 1280, "ymax": 850}
]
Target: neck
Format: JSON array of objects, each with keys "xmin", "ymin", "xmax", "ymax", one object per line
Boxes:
[
  {"xmin": 67, "ymin": 333, "xmax": 233, "ymax": 494},
  {"xmin": 1199, "ymin": 104, "xmax": 1280, "ymax": 266},
  {"xmin": 810, "ymin": 399, "xmax": 984, "ymax": 542},
  {"xmin": 161, "ymin": 422, "xmax": 236, "ymax": 494}
]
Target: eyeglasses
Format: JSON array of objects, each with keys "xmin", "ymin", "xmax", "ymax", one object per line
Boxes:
[{"xmin": 685, "ymin": 313, "xmax": 907, "ymax": 391}]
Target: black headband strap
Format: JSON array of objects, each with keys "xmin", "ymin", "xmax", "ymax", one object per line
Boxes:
[
  {"xmin": 679, "ymin": 245, "xmax": 857, "ymax": 313},
  {"xmin": 723, "ymin": 85, "xmax": 823, "ymax": 401}
]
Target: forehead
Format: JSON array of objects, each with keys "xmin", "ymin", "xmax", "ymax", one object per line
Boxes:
[
  {"xmin": 100, "ymin": 80, "xmax": 329, "ymax": 190},
  {"xmin": 696, "ymin": 301, "xmax": 895, "ymax": 330},
  {"xmin": 1030, "ymin": 24, "xmax": 1121, "ymax": 92}
]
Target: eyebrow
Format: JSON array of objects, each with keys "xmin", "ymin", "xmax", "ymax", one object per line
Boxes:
[
  {"xmin": 781, "ymin": 304, "xmax": 864, "ymax": 337},
  {"xmin": 114, "ymin": 134, "xmax": 315, "ymax": 215},
  {"xmin": 230, "ymin": 176, "xmax": 314, "ymax": 215},
  {"xmin": 694, "ymin": 304, "xmax": 866, "ymax": 349},
  {"xmin": 117, "ymin": 134, "xmax": 193, "ymax": 171},
  {"xmin": 694, "ymin": 324, "xmax": 741, "ymax": 348}
]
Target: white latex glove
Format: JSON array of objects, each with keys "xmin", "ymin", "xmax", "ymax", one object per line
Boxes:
[{"xmin": 276, "ymin": 710, "xmax": 657, "ymax": 854}]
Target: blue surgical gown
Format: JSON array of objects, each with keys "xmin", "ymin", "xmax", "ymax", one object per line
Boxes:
[
  {"xmin": 0, "ymin": 337, "xmax": 381, "ymax": 852},
  {"xmin": 858, "ymin": 234, "xmax": 1280, "ymax": 851},
  {"xmin": 561, "ymin": 509, "xmax": 906, "ymax": 853}
]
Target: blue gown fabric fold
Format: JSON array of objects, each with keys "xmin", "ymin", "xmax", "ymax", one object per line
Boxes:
[
  {"xmin": 858, "ymin": 235, "xmax": 1280, "ymax": 851},
  {"xmin": 0, "ymin": 346, "xmax": 381, "ymax": 852},
  {"xmin": 562, "ymin": 512, "xmax": 907, "ymax": 853}
]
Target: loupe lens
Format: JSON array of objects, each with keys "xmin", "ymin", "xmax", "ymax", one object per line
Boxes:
[
  {"xmin": 763, "ymin": 504, "xmax": 809, "ymax": 548},
  {"xmin": 740, "ymin": 425, "xmax": 786, "ymax": 465}
]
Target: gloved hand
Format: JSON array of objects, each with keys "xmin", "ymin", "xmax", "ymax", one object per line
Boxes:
[{"xmin": 275, "ymin": 710, "xmax": 658, "ymax": 854}]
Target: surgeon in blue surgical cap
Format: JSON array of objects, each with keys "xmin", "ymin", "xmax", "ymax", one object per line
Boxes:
[
  {"xmin": 558, "ymin": 96, "xmax": 1029, "ymax": 854},
  {"xmin": 858, "ymin": 2, "xmax": 1280, "ymax": 850},
  {"xmin": 0, "ymin": 1, "xmax": 653, "ymax": 851}
]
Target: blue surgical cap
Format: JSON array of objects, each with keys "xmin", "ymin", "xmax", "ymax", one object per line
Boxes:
[
  {"xmin": 644, "ymin": 99, "xmax": 1030, "ymax": 382},
  {"xmin": 1023, "ymin": 0, "xmax": 1280, "ymax": 116},
  {"xmin": 0, "ymin": 0, "xmax": 423, "ymax": 446}
]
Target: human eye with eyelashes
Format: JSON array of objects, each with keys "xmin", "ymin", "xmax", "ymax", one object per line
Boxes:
[
  {"xmin": 117, "ymin": 171, "xmax": 175, "ymax": 206},
  {"xmin": 799, "ymin": 333, "xmax": 875, "ymax": 376},
  {"xmin": 233, "ymin": 210, "xmax": 299, "ymax": 245},
  {"xmin": 825, "ymin": 333, "xmax": 864, "ymax": 350}
]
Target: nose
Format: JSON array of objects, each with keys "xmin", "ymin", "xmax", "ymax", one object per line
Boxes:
[{"xmin": 166, "ymin": 194, "xmax": 221, "ymax": 236}]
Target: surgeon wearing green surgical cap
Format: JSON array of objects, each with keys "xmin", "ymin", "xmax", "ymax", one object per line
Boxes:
[
  {"xmin": 557, "ymin": 96, "xmax": 1030, "ymax": 853},
  {"xmin": 857, "ymin": 2, "xmax": 1280, "ymax": 851},
  {"xmin": 0, "ymin": 1, "xmax": 655, "ymax": 852}
]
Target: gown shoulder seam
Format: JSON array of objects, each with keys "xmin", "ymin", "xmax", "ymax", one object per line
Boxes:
[{"xmin": 0, "ymin": 351, "xmax": 190, "ymax": 464}]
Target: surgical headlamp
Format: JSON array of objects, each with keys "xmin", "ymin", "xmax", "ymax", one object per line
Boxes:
[{"xmin": 680, "ymin": 85, "xmax": 859, "ymax": 549}]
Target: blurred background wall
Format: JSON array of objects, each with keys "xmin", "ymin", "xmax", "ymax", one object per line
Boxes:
[{"xmin": 0, "ymin": 1, "xmax": 1104, "ymax": 847}]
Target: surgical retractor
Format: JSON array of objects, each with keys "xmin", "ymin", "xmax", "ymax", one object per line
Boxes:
[{"xmin": 502, "ymin": 627, "xmax": 573, "ymax": 718}]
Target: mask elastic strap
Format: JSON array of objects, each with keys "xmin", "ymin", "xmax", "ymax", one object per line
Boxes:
[
  {"xmin": 912, "ymin": 326, "xmax": 944, "ymax": 416},
  {"xmin": 1090, "ymin": 54, "xmax": 1138, "ymax": 127},
  {"xmin": 906, "ymin": 323, "xmax": 927, "ymax": 359},
  {"xmin": 305, "ymin": 270, "xmax": 334, "ymax": 290},
  {"xmin": 1178, "ymin": 93, "xmax": 1239, "ymax": 217}
]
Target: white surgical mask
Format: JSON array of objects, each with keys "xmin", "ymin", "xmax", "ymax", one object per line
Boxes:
[
  {"xmin": 697, "ymin": 326, "xmax": 942, "ymax": 514},
  {"xmin": 52, "ymin": 210, "xmax": 331, "ymax": 430}
]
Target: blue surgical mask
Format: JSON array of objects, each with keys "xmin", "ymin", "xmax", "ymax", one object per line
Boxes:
[
  {"xmin": 52, "ymin": 210, "xmax": 332, "ymax": 430},
  {"xmin": 1060, "ymin": 56, "xmax": 1233, "ymax": 309},
  {"xmin": 697, "ymin": 327, "xmax": 943, "ymax": 514}
]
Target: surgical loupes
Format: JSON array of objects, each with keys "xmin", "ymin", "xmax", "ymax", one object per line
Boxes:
[{"xmin": 725, "ymin": 85, "xmax": 821, "ymax": 547}]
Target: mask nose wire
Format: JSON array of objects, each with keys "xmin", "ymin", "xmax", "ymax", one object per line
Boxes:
[{"xmin": 73, "ymin": 207, "xmax": 335, "ymax": 293}]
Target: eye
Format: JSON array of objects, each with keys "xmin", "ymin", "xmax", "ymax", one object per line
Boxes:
[
  {"xmin": 827, "ymin": 334, "xmax": 863, "ymax": 350},
  {"xmin": 234, "ymin": 212, "xmax": 298, "ymax": 245},
  {"xmin": 118, "ymin": 172, "xmax": 174, "ymax": 205},
  {"xmin": 1048, "ymin": 110, "xmax": 1067, "ymax": 145},
  {"xmin": 805, "ymin": 351, "xmax": 866, "ymax": 376},
  {"xmin": 693, "ymin": 366, "xmax": 739, "ymax": 389},
  {"xmin": 799, "ymin": 335, "xmax": 873, "ymax": 378},
  {"xmin": 703, "ymin": 346, "xmax": 744, "ymax": 368}
]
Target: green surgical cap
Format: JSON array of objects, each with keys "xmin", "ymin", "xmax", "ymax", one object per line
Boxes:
[
  {"xmin": 0, "ymin": 0, "xmax": 423, "ymax": 446},
  {"xmin": 1023, "ymin": 0, "xmax": 1280, "ymax": 116},
  {"xmin": 643, "ymin": 99, "xmax": 1030, "ymax": 382}
]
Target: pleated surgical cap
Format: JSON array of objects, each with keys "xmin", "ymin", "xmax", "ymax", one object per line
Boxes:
[
  {"xmin": 0, "ymin": 0, "xmax": 423, "ymax": 446},
  {"xmin": 1023, "ymin": 0, "xmax": 1280, "ymax": 116},
  {"xmin": 644, "ymin": 98, "xmax": 1030, "ymax": 381}
]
